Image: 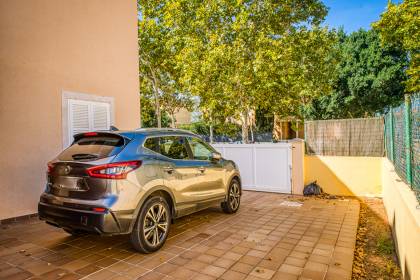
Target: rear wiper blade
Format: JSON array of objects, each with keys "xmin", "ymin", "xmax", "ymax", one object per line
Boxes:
[{"xmin": 71, "ymin": 153, "xmax": 99, "ymax": 160}]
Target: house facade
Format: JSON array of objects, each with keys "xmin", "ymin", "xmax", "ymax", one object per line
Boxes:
[{"xmin": 0, "ymin": 0, "xmax": 140, "ymax": 220}]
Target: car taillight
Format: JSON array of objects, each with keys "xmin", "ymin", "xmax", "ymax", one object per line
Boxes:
[
  {"xmin": 47, "ymin": 162, "xmax": 54, "ymax": 174},
  {"xmin": 86, "ymin": 161, "xmax": 142, "ymax": 179}
]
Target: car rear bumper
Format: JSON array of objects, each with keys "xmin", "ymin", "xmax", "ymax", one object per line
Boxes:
[{"xmin": 38, "ymin": 202, "xmax": 127, "ymax": 234}]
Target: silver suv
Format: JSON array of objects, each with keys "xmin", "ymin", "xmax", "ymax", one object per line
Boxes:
[{"xmin": 38, "ymin": 128, "xmax": 241, "ymax": 253}]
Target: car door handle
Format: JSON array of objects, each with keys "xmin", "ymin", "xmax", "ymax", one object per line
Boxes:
[
  {"xmin": 198, "ymin": 167, "xmax": 205, "ymax": 173},
  {"xmin": 163, "ymin": 167, "xmax": 174, "ymax": 173}
]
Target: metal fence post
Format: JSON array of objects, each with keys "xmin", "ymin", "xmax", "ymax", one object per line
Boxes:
[
  {"xmin": 389, "ymin": 109, "xmax": 395, "ymax": 162},
  {"xmin": 404, "ymin": 94, "xmax": 413, "ymax": 186}
]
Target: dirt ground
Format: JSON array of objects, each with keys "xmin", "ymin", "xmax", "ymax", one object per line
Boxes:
[{"xmin": 352, "ymin": 198, "xmax": 401, "ymax": 280}]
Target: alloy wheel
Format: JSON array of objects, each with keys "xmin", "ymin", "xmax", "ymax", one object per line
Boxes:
[
  {"xmin": 143, "ymin": 202, "xmax": 169, "ymax": 247},
  {"xmin": 229, "ymin": 182, "xmax": 241, "ymax": 210}
]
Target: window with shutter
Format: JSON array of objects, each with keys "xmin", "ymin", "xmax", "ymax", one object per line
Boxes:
[
  {"xmin": 92, "ymin": 103, "xmax": 110, "ymax": 131},
  {"xmin": 67, "ymin": 99, "xmax": 111, "ymax": 145}
]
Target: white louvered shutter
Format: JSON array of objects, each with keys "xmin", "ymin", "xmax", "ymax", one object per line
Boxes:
[
  {"xmin": 67, "ymin": 99, "xmax": 111, "ymax": 146},
  {"xmin": 92, "ymin": 103, "xmax": 110, "ymax": 131}
]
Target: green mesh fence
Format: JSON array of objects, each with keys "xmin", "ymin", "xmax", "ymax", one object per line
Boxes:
[
  {"xmin": 384, "ymin": 94, "xmax": 420, "ymax": 201},
  {"xmin": 411, "ymin": 94, "xmax": 420, "ymax": 195},
  {"xmin": 392, "ymin": 105, "xmax": 407, "ymax": 180}
]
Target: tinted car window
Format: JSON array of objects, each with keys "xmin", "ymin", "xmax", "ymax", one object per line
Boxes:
[
  {"xmin": 58, "ymin": 136, "xmax": 125, "ymax": 161},
  {"xmin": 159, "ymin": 136, "xmax": 190, "ymax": 160},
  {"xmin": 187, "ymin": 137, "xmax": 214, "ymax": 160},
  {"xmin": 144, "ymin": 137, "xmax": 160, "ymax": 153}
]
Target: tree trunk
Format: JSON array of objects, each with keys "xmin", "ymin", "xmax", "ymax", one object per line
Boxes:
[
  {"xmin": 241, "ymin": 111, "xmax": 249, "ymax": 143},
  {"xmin": 250, "ymin": 123, "xmax": 254, "ymax": 143},
  {"xmin": 139, "ymin": 94, "xmax": 142, "ymax": 128},
  {"xmin": 209, "ymin": 123, "xmax": 214, "ymax": 143},
  {"xmin": 154, "ymin": 89, "xmax": 161, "ymax": 128},
  {"xmin": 170, "ymin": 113, "xmax": 176, "ymax": 128},
  {"xmin": 209, "ymin": 115, "xmax": 214, "ymax": 143},
  {"xmin": 151, "ymin": 73, "xmax": 161, "ymax": 128}
]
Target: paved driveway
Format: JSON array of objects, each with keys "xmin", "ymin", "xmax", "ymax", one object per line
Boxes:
[{"xmin": 0, "ymin": 191, "xmax": 359, "ymax": 280}]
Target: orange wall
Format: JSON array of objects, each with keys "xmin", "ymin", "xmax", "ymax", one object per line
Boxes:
[{"xmin": 0, "ymin": 0, "xmax": 140, "ymax": 219}]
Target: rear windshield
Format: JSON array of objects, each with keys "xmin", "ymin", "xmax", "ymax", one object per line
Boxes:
[{"xmin": 58, "ymin": 136, "xmax": 125, "ymax": 161}]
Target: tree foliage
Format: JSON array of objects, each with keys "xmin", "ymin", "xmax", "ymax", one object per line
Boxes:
[
  {"xmin": 138, "ymin": 5, "xmax": 193, "ymax": 128},
  {"xmin": 373, "ymin": 0, "xmax": 419, "ymax": 93},
  {"xmin": 139, "ymin": 0, "xmax": 339, "ymax": 142},
  {"xmin": 303, "ymin": 29, "xmax": 408, "ymax": 120}
]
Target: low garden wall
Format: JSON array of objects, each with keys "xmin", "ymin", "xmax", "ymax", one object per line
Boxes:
[
  {"xmin": 304, "ymin": 155, "xmax": 382, "ymax": 196},
  {"xmin": 382, "ymin": 159, "xmax": 420, "ymax": 280}
]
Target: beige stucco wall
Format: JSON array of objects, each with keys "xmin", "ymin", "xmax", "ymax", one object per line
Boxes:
[
  {"xmin": 382, "ymin": 159, "xmax": 420, "ymax": 280},
  {"xmin": 0, "ymin": 0, "xmax": 140, "ymax": 220},
  {"xmin": 304, "ymin": 155, "xmax": 382, "ymax": 196}
]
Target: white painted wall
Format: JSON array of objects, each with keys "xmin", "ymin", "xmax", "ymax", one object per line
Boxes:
[{"xmin": 212, "ymin": 143, "xmax": 292, "ymax": 193}]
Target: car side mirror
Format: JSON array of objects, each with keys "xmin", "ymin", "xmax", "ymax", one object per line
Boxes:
[{"xmin": 211, "ymin": 152, "xmax": 222, "ymax": 161}]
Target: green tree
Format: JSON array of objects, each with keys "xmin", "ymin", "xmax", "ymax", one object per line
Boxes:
[
  {"xmin": 373, "ymin": 0, "xmax": 419, "ymax": 93},
  {"xmin": 156, "ymin": 0, "xmax": 335, "ymax": 142},
  {"xmin": 303, "ymin": 29, "xmax": 408, "ymax": 120},
  {"xmin": 139, "ymin": 82, "xmax": 171, "ymax": 128},
  {"xmin": 138, "ymin": 3, "xmax": 193, "ymax": 128}
]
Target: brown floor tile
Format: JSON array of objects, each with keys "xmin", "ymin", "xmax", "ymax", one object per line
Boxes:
[
  {"xmin": 184, "ymin": 259, "xmax": 208, "ymax": 272},
  {"xmin": 39, "ymin": 268, "xmax": 70, "ymax": 280},
  {"xmin": 284, "ymin": 256, "xmax": 307, "ymax": 268},
  {"xmin": 137, "ymin": 271, "xmax": 165, "ymax": 280},
  {"xmin": 88, "ymin": 268, "xmax": 118, "ymax": 280},
  {"xmin": 192, "ymin": 273, "xmax": 216, "ymax": 280},
  {"xmin": 75, "ymin": 264, "xmax": 102, "ymax": 275},
  {"xmin": 0, "ymin": 267, "xmax": 33, "ymax": 280},
  {"xmin": 171, "ymin": 267, "xmax": 197, "ymax": 279},
  {"xmin": 202, "ymin": 265, "xmax": 226, "ymax": 277},
  {"xmin": 231, "ymin": 262, "xmax": 254, "ymax": 274},
  {"xmin": 168, "ymin": 256, "xmax": 188, "ymax": 266},
  {"xmin": 155, "ymin": 262, "xmax": 178, "ymax": 274},
  {"xmin": 258, "ymin": 259, "xmax": 282, "ymax": 271},
  {"xmin": 220, "ymin": 269, "xmax": 247, "ymax": 280},
  {"xmin": 212, "ymin": 258, "xmax": 236, "ymax": 269},
  {"xmin": 272, "ymin": 271, "xmax": 298, "ymax": 280},
  {"xmin": 249, "ymin": 266, "xmax": 275, "ymax": 279},
  {"xmin": 278, "ymin": 264, "xmax": 303, "ymax": 276}
]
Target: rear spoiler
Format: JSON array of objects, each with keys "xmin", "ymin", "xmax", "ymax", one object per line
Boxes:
[{"xmin": 72, "ymin": 131, "xmax": 130, "ymax": 143}]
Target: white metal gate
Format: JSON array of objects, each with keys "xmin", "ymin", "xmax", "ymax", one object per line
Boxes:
[{"xmin": 212, "ymin": 143, "xmax": 292, "ymax": 193}]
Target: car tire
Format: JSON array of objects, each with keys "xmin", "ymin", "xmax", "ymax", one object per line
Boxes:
[
  {"xmin": 130, "ymin": 196, "xmax": 171, "ymax": 253},
  {"xmin": 221, "ymin": 179, "xmax": 241, "ymax": 214}
]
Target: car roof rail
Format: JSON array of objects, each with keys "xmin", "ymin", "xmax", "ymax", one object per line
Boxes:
[{"xmin": 134, "ymin": 127, "xmax": 196, "ymax": 134}]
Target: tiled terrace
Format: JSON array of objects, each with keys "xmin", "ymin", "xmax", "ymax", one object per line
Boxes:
[{"xmin": 0, "ymin": 191, "xmax": 359, "ymax": 280}]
